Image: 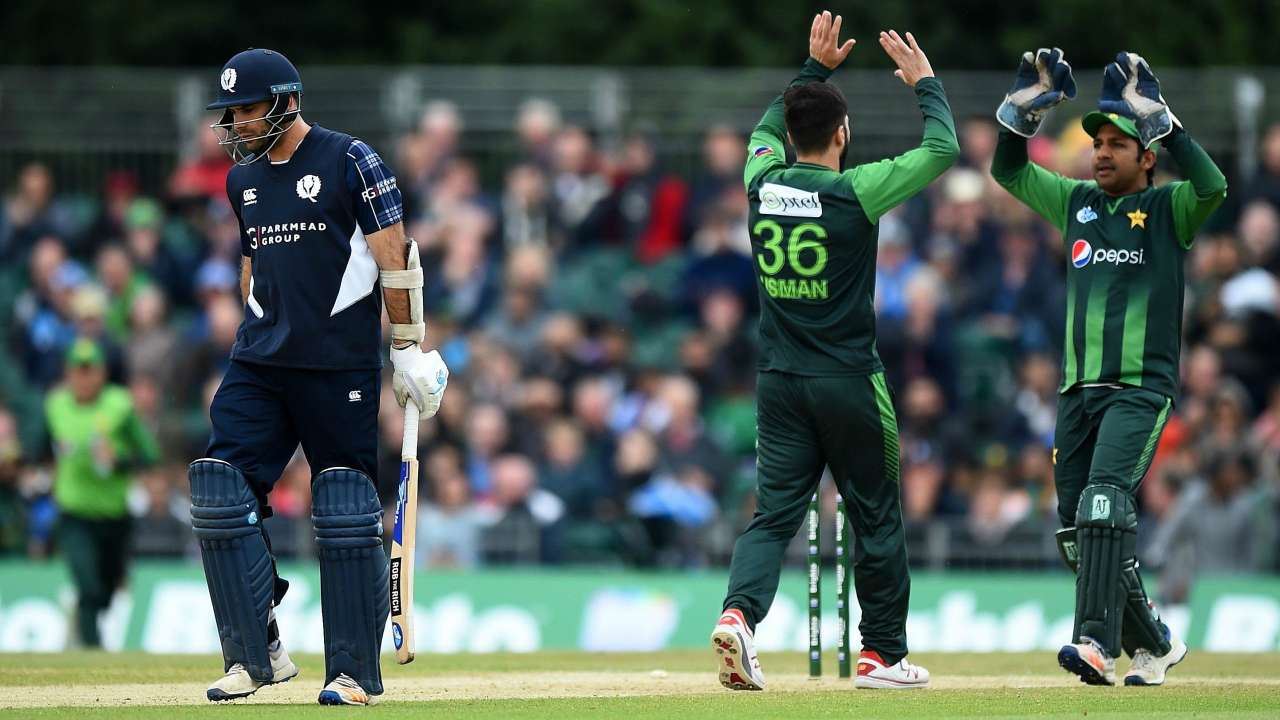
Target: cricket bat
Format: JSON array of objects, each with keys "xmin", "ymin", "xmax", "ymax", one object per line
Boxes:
[{"xmin": 390, "ymin": 403, "xmax": 420, "ymax": 664}]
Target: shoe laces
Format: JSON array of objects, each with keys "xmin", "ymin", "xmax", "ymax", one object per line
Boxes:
[
  {"xmin": 332, "ymin": 674, "xmax": 363, "ymax": 691},
  {"xmin": 1130, "ymin": 648, "xmax": 1156, "ymax": 673},
  {"xmin": 1080, "ymin": 636, "xmax": 1114, "ymax": 662},
  {"xmin": 222, "ymin": 663, "xmax": 246, "ymax": 678}
]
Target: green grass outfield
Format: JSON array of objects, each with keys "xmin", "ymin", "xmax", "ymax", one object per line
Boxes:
[{"xmin": 1, "ymin": 651, "xmax": 1278, "ymax": 719}]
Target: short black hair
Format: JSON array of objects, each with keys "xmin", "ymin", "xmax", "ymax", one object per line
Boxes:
[{"xmin": 783, "ymin": 82, "xmax": 847, "ymax": 156}]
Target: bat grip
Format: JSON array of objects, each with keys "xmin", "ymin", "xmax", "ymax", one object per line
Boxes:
[{"xmin": 401, "ymin": 403, "xmax": 420, "ymax": 460}]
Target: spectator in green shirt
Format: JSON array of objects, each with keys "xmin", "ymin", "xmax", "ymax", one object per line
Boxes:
[{"xmin": 45, "ymin": 337, "xmax": 158, "ymax": 647}]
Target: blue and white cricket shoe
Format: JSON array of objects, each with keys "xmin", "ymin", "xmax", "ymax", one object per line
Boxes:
[
  {"xmin": 1058, "ymin": 636, "xmax": 1117, "ymax": 686},
  {"xmin": 318, "ymin": 673, "xmax": 375, "ymax": 705}
]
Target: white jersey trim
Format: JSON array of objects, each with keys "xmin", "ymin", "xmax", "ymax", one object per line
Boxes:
[
  {"xmin": 247, "ymin": 275, "xmax": 265, "ymax": 318},
  {"xmin": 329, "ymin": 225, "xmax": 379, "ymax": 316}
]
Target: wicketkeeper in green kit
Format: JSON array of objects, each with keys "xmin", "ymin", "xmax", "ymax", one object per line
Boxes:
[
  {"xmin": 710, "ymin": 11, "xmax": 957, "ymax": 691},
  {"xmin": 990, "ymin": 48, "xmax": 1227, "ymax": 686}
]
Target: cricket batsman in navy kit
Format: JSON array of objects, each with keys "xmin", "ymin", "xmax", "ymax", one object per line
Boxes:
[{"xmin": 192, "ymin": 48, "xmax": 448, "ymax": 705}]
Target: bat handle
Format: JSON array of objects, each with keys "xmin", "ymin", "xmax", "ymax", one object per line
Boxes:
[{"xmin": 401, "ymin": 403, "xmax": 420, "ymax": 460}]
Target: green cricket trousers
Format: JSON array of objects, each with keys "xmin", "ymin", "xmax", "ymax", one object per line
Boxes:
[
  {"xmin": 60, "ymin": 513, "xmax": 132, "ymax": 647},
  {"xmin": 1054, "ymin": 385, "xmax": 1173, "ymax": 658},
  {"xmin": 723, "ymin": 370, "xmax": 910, "ymax": 663}
]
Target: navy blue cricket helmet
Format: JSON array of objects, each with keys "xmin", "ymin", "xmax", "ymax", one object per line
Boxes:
[{"xmin": 208, "ymin": 48, "xmax": 304, "ymax": 165}]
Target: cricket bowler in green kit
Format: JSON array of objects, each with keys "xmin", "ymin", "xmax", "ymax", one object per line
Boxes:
[
  {"xmin": 991, "ymin": 48, "xmax": 1227, "ymax": 686},
  {"xmin": 710, "ymin": 12, "xmax": 957, "ymax": 691}
]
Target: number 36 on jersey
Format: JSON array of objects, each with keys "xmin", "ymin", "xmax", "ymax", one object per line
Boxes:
[{"xmin": 753, "ymin": 219, "xmax": 830, "ymax": 301}]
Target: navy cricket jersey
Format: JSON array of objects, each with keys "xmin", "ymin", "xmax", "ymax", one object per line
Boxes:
[{"xmin": 225, "ymin": 125, "xmax": 404, "ymax": 370}]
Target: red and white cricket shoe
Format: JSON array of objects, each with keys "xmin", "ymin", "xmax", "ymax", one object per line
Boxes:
[
  {"xmin": 710, "ymin": 608, "xmax": 765, "ymax": 691},
  {"xmin": 1058, "ymin": 636, "xmax": 1117, "ymax": 686},
  {"xmin": 854, "ymin": 650, "xmax": 930, "ymax": 689}
]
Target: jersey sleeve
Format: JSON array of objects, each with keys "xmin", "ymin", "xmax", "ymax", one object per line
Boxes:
[
  {"xmin": 345, "ymin": 139, "xmax": 405, "ymax": 235},
  {"xmin": 844, "ymin": 77, "xmax": 960, "ymax": 223},
  {"xmin": 744, "ymin": 58, "xmax": 834, "ymax": 189},
  {"xmin": 1163, "ymin": 128, "xmax": 1228, "ymax": 248},
  {"xmin": 225, "ymin": 171, "xmax": 252, "ymax": 257},
  {"xmin": 990, "ymin": 130, "xmax": 1080, "ymax": 234},
  {"xmin": 120, "ymin": 400, "xmax": 159, "ymax": 471}
]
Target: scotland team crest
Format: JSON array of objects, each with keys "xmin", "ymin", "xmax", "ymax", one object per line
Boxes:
[{"xmin": 297, "ymin": 174, "xmax": 322, "ymax": 202}]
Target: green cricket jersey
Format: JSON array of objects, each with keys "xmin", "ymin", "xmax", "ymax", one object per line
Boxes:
[
  {"xmin": 45, "ymin": 384, "xmax": 158, "ymax": 518},
  {"xmin": 745, "ymin": 58, "xmax": 959, "ymax": 376},
  {"xmin": 991, "ymin": 129, "xmax": 1227, "ymax": 398}
]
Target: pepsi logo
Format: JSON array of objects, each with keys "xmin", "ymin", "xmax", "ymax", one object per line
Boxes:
[{"xmin": 1071, "ymin": 240, "xmax": 1092, "ymax": 268}]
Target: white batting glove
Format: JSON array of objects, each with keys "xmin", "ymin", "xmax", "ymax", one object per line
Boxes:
[{"xmin": 390, "ymin": 345, "xmax": 449, "ymax": 419}]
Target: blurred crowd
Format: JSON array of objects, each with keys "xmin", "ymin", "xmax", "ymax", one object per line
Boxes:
[{"xmin": 1, "ymin": 98, "xmax": 1279, "ymax": 589}]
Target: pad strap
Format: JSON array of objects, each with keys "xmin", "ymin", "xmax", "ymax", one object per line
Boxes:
[
  {"xmin": 379, "ymin": 268, "xmax": 422, "ymax": 289},
  {"xmin": 1055, "ymin": 527, "xmax": 1079, "ymax": 572},
  {"xmin": 382, "ymin": 239, "xmax": 425, "ymax": 345},
  {"xmin": 189, "ymin": 459, "xmax": 276, "ymax": 682},
  {"xmin": 313, "ymin": 467, "xmax": 389, "ymax": 695},
  {"xmin": 1121, "ymin": 557, "xmax": 1172, "ymax": 656}
]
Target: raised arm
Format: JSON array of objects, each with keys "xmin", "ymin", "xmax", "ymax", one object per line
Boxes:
[
  {"xmin": 744, "ymin": 11, "xmax": 854, "ymax": 189},
  {"xmin": 1096, "ymin": 51, "xmax": 1228, "ymax": 247},
  {"xmin": 988, "ymin": 48, "xmax": 1082, "ymax": 233},
  {"xmin": 991, "ymin": 130, "xmax": 1079, "ymax": 234},
  {"xmin": 1167, "ymin": 134, "xmax": 1223, "ymax": 249},
  {"xmin": 845, "ymin": 30, "xmax": 959, "ymax": 223},
  {"xmin": 1163, "ymin": 127, "xmax": 1228, "ymax": 247}
]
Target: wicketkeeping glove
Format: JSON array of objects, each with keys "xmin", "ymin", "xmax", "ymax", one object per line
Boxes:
[
  {"xmin": 996, "ymin": 47, "xmax": 1077, "ymax": 138},
  {"xmin": 1098, "ymin": 52, "xmax": 1180, "ymax": 147}
]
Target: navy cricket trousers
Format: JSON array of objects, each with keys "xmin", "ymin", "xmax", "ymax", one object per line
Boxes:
[{"xmin": 206, "ymin": 359, "xmax": 381, "ymax": 507}]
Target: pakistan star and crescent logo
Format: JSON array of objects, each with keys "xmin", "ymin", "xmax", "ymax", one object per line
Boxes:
[
  {"xmin": 1127, "ymin": 209, "xmax": 1148, "ymax": 229},
  {"xmin": 220, "ymin": 68, "xmax": 237, "ymax": 92}
]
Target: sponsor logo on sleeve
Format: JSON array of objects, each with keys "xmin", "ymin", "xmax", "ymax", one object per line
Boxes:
[
  {"xmin": 360, "ymin": 176, "xmax": 398, "ymax": 202},
  {"xmin": 759, "ymin": 183, "xmax": 822, "ymax": 218},
  {"xmin": 752, "ymin": 145, "xmax": 775, "ymax": 158}
]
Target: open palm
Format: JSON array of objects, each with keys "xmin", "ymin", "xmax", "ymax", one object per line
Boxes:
[{"xmin": 809, "ymin": 11, "xmax": 856, "ymax": 70}]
